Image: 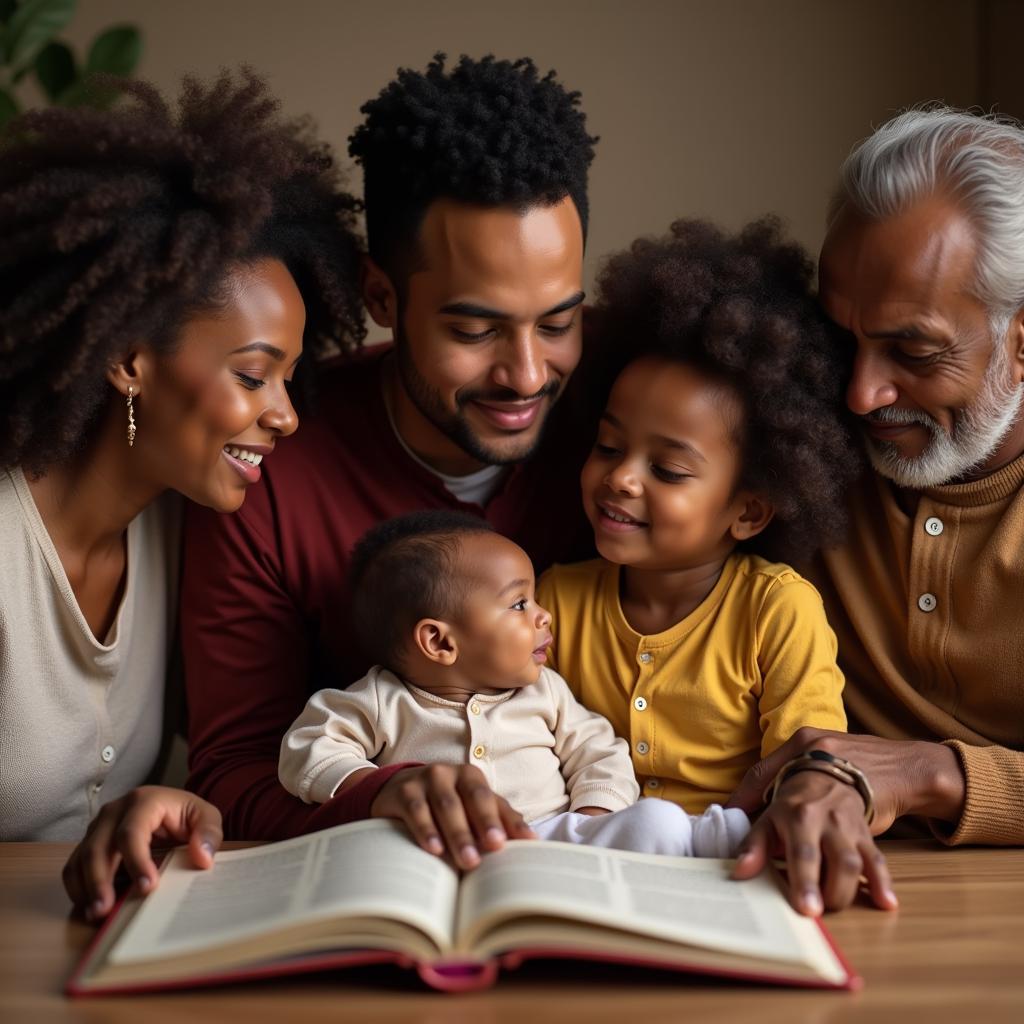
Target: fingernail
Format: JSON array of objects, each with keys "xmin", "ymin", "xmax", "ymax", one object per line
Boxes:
[
  {"xmin": 884, "ymin": 889, "xmax": 899, "ymax": 908},
  {"xmin": 802, "ymin": 890, "xmax": 823, "ymax": 916},
  {"xmin": 201, "ymin": 841, "xmax": 215, "ymax": 858},
  {"xmin": 736, "ymin": 850, "xmax": 753, "ymax": 861},
  {"xmin": 137, "ymin": 876, "xmax": 151, "ymax": 893},
  {"xmin": 88, "ymin": 900, "xmax": 105, "ymax": 920},
  {"xmin": 460, "ymin": 845, "xmax": 480, "ymax": 865},
  {"xmin": 426, "ymin": 836, "xmax": 443, "ymax": 854},
  {"xmin": 485, "ymin": 827, "xmax": 506, "ymax": 844}
]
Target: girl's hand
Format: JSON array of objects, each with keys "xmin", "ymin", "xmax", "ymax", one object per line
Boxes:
[
  {"xmin": 62, "ymin": 786, "xmax": 223, "ymax": 921},
  {"xmin": 370, "ymin": 763, "xmax": 536, "ymax": 870}
]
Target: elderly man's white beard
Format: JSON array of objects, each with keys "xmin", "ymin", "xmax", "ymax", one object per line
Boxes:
[{"xmin": 865, "ymin": 340, "xmax": 1024, "ymax": 489}]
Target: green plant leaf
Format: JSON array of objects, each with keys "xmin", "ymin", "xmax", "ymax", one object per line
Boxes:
[
  {"xmin": 4, "ymin": 0, "xmax": 76, "ymax": 71},
  {"xmin": 0, "ymin": 86, "xmax": 19, "ymax": 128},
  {"xmin": 86, "ymin": 24, "xmax": 140, "ymax": 76},
  {"xmin": 33, "ymin": 38, "xmax": 73, "ymax": 99}
]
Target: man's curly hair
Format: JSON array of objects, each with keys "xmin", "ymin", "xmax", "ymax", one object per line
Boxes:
[
  {"xmin": 591, "ymin": 217, "xmax": 861, "ymax": 562},
  {"xmin": 348, "ymin": 52, "xmax": 597, "ymax": 282},
  {"xmin": 0, "ymin": 68, "xmax": 366, "ymax": 474}
]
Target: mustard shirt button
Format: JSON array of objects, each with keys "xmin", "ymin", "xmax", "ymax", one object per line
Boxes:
[
  {"xmin": 636, "ymin": 741, "xmax": 650, "ymax": 755},
  {"xmin": 633, "ymin": 696, "xmax": 648, "ymax": 711}
]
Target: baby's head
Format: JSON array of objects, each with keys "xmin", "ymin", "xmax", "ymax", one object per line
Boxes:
[
  {"xmin": 350, "ymin": 511, "xmax": 553, "ymax": 695},
  {"xmin": 585, "ymin": 217, "xmax": 860, "ymax": 569}
]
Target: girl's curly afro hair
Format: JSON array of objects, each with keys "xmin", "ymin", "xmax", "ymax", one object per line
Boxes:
[
  {"xmin": 0, "ymin": 68, "xmax": 366, "ymax": 474},
  {"xmin": 591, "ymin": 216, "xmax": 861, "ymax": 562}
]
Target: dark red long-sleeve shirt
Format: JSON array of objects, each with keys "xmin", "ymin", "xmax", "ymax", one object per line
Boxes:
[{"xmin": 181, "ymin": 348, "xmax": 593, "ymax": 839}]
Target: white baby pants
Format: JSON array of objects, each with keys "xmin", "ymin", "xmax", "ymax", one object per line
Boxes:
[{"xmin": 530, "ymin": 798, "xmax": 749, "ymax": 858}]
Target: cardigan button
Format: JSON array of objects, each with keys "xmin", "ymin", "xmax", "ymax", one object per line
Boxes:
[
  {"xmin": 917, "ymin": 593, "xmax": 937, "ymax": 613},
  {"xmin": 924, "ymin": 516, "xmax": 944, "ymax": 536}
]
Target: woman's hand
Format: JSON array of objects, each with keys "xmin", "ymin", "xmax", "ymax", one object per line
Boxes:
[
  {"xmin": 370, "ymin": 763, "xmax": 536, "ymax": 870},
  {"xmin": 727, "ymin": 728, "xmax": 966, "ymax": 914},
  {"xmin": 62, "ymin": 786, "xmax": 223, "ymax": 921}
]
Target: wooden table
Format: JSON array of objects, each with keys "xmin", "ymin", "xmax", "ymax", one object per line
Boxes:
[{"xmin": 2, "ymin": 840, "xmax": 1022, "ymax": 1022}]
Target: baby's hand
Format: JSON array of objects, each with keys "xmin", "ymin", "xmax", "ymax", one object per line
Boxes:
[
  {"xmin": 371, "ymin": 763, "xmax": 536, "ymax": 870},
  {"xmin": 575, "ymin": 806, "xmax": 611, "ymax": 816}
]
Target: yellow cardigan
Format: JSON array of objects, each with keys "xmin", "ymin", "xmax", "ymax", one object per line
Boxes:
[{"xmin": 536, "ymin": 553, "xmax": 847, "ymax": 813}]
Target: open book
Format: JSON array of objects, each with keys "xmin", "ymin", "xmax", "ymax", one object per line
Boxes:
[{"xmin": 68, "ymin": 819, "xmax": 858, "ymax": 994}]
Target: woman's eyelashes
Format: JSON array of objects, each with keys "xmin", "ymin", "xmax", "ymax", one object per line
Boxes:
[{"xmin": 233, "ymin": 370, "xmax": 266, "ymax": 390}]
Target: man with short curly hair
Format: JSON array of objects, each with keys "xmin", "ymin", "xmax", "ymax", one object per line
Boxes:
[{"xmin": 181, "ymin": 55, "xmax": 598, "ymax": 852}]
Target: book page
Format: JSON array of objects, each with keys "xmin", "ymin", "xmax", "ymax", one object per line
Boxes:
[
  {"xmin": 456, "ymin": 841, "xmax": 837, "ymax": 974},
  {"xmin": 108, "ymin": 820, "xmax": 458, "ymax": 964}
]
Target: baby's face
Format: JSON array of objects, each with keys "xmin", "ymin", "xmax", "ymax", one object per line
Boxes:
[
  {"xmin": 581, "ymin": 355, "xmax": 752, "ymax": 571},
  {"xmin": 448, "ymin": 533, "xmax": 553, "ymax": 688}
]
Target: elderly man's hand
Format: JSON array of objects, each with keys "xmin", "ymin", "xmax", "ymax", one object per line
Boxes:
[{"xmin": 727, "ymin": 728, "xmax": 965, "ymax": 915}]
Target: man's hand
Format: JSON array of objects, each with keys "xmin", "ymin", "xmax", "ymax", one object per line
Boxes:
[
  {"xmin": 370, "ymin": 764, "xmax": 536, "ymax": 869},
  {"xmin": 62, "ymin": 786, "xmax": 223, "ymax": 922},
  {"xmin": 727, "ymin": 728, "xmax": 966, "ymax": 915}
]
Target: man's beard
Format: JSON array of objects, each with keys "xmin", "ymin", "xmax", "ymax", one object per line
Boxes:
[
  {"xmin": 394, "ymin": 322, "xmax": 562, "ymax": 467},
  {"xmin": 865, "ymin": 336, "xmax": 1024, "ymax": 488}
]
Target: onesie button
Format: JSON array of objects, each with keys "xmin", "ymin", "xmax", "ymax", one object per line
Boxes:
[
  {"xmin": 633, "ymin": 696, "xmax": 648, "ymax": 711},
  {"xmin": 924, "ymin": 516, "xmax": 944, "ymax": 536},
  {"xmin": 473, "ymin": 744, "xmax": 486, "ymax": 759},
  {"xmin": 469, "ymin": 703, "xmax": 481, "ymax": 715},
  {"xmin": 917, "ymin": 593, "xmax": 937, "ymax": 613},
  {"xmin": 639, "ymin": 652, "xmax": 652, "ymax": 664},
  {"xmin": 100, "ymin": 745, "xmax": 115, "ymax": 764},
  {"xmin": 636, "ymin": 741, "xmax": 650, "ymax": 755}
]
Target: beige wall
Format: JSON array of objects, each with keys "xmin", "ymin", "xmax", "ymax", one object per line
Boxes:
[{"xmin": 67, "ymin": 0, "xmax": 986, "ymax": 291}]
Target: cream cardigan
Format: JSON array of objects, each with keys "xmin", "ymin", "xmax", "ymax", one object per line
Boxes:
[{"xmin": 0, "ymin": 468, "xmax": 180, "ymax": 840}]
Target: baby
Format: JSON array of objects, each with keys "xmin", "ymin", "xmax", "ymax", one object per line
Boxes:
[{"xmin": 279, "ymin": 510, "xmax": 749, "ymax": 859}]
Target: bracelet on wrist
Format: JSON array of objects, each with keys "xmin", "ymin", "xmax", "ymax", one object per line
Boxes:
[{"xmin": 763, "ymin": 749, "xmax": 875, "ymax": 825}]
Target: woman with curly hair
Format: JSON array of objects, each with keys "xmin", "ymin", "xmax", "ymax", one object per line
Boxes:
[
  {"xmin": 0, "ymin": 70, "xmax": 364, "ymax": 913},
  {"xmin": 536, "ymin": 218, "xmax": 888, "ymax": 913}
]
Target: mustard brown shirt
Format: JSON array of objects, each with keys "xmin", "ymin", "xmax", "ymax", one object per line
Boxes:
[
  {"xmin": 813, "ymin": 456, "xmax": 1024, "ymax": 846},
  {"xmin": 537, "ymin": 554, "xmax": 847, "ymax": 813}
]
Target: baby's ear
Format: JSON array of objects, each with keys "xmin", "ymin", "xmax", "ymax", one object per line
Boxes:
[
  {"xmin": 729, "ymin": 493, "xmax": 774, "ymax": 542},
  {"xmin": 413, "ymin": 619, "xmax": 458, "ymax": 666}
]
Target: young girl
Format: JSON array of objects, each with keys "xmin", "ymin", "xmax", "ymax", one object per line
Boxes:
[{"xmin": 537, "ymin": 217, "xmax": 861, "ymax": 814}]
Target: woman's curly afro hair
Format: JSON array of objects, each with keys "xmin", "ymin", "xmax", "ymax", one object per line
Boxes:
[
  {"xmin": 0, "ymin": 68, "xmax": 366, "ymax": 474},
  {"xmin": 591, "ymin": 217, "xmax": 861, "ymax": 562},
  {"xmin": 348, "ymin": 52, "xmax": 597, "ymax": 280}
]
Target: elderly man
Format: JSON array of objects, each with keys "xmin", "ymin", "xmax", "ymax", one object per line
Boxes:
[{"xmin": 732, "ymin": 106, "xmax": 1024, "ymax": 915}]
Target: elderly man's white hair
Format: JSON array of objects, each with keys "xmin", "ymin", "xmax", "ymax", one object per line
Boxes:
[
  {"xmin": 830, "ymin": 105, "xmax": 1024, "ymax": 338},
  {"xmin": 831, "ymin": 105, "xmax": 1024, "ymax": 487}
]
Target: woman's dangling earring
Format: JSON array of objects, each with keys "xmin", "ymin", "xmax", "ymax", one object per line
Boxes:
[{"xmin": 126, "ymin": 386, "xmax": 136, "ymax": 447}]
